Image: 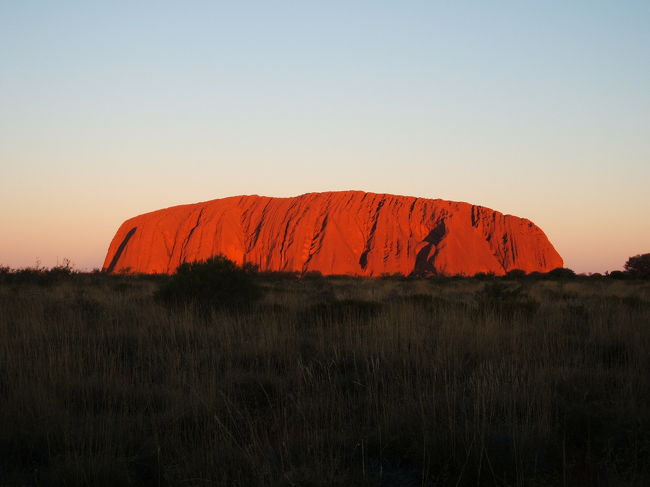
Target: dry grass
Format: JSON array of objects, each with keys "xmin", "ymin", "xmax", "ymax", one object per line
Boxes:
[{"xmin": 1, "ymin": 274, "xmax": 649, "ymax": 486}]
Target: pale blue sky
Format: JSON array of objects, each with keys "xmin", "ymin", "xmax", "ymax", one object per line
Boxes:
[{"xmin": 1, "ymin": 1, "xmax": 649, "ymax": 272}]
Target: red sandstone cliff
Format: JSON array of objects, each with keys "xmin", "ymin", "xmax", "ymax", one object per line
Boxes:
[{"xmin": 103, "ymin": 191, "xmax": 563, "ymax": 276}]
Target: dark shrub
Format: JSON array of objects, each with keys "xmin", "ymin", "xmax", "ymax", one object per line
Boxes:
[
  {"xmin": 608, "ymin": 270, "xmax": 630, "ymax": 280},
  {"xmin": 301, "ymin": 270, "xmax": 324, "ymax": 280},
  {"xmin": 473, "ymin": 272, "xmax": 496, "ymax": 280},
  {"xmin": 624, "ymin": 253, "xmax": 650, "ymax": 278},
  {"xmin": 2, "ymin": 259, "xmax": 75, "ymax": 286},
  {"xmin": 47, "ymin": 259, "xmax": 75, "ymax": 281},
  {"xmin": 155, "ymin": 255, "xmax": 261, "ymax": 311},
  {"xmin": 0, "ymin": 266, "xmax": 10, "ymax": 284},
  {"xmin": 547, "ymin": 267, "xmax": 576, "ymax": 279},
  {"xmin": 527, "ymin": 271, "xmax": 545, "ymax": 279},
  {"xmin": 505, "ymin": 269, "xmax": 527, "ymax": 279}
]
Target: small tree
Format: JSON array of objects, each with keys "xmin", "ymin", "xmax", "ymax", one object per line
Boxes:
[
  {"xmin": 624, "ymin": 253, "xmax": 650, "ymax": 278},
  {"xmin": 155, "ymin": 255, "xmax": 261, "ymax": 311}
]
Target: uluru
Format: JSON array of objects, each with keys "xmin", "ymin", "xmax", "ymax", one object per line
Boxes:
[{"xmin": 103, "ymin": 191, "xmax": 563, "ymax": 276}]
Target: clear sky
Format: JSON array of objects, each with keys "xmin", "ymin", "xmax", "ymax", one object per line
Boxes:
[{"xmin": 1, "ymin": 1, "xmax": 648, "ymax": 273}]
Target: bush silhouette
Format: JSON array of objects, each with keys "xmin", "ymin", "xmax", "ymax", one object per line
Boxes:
[
  {"xmin": 505, "ymin": 269, "xmax": 527, "ymax": 279},
  {"xmin": 155, "ymin": 256, "xmax": 261, "ymax": 311},
  {"xmin": 609, "ymin": 270, "xmax": 630, "ymax": 280},
  {"xmin": 547, "ymin": 267, "xmax": 576, "ymax": 279},
  {"xmin": 473, "ymin": 272, "xmax": 496, "ymax": 280},
  {"xmin": 0, "ymin": 259, "xmax": 76, "ymax": 286},
  {"xmin": 624, "ymin": 253, "xmax": 650, "ymax": 278}
]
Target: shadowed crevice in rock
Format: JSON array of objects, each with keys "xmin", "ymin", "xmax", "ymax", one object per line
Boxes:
[
  {"xmin": 105, "ymin": 227, "xmax": 137, "ymax": 273},
  {"xmin": 303, "ymin": 214, "xmax": 329, "ymax": 272},
  {"xmin": 359, "ymin": 198, "xmax": 385, "ymax": 270},
  {"xmin": 180, "ymin": 208, "xmax": 205, "ymax": 264},
  {"xmin": 413, "ymin": 221, "xmax": 446, "ymax": 276}
]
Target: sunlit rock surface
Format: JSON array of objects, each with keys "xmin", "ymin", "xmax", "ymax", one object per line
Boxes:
[{"xmin": 103, "ymin": 191, "xmax": 563, "ymax": 276}]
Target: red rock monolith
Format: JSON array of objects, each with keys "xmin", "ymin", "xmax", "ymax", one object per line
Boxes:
[{"xmin": 103, "ymin": 191, "xmax": 563, "ymax": 276}]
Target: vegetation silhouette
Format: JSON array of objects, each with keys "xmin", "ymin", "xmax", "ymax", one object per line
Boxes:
[
  {"xmin": 154, "ymin": 255, "xmax": 261, "ymax": 311},
  {"xmin": 1, "ymin": 267, "xmax": 649, "ymax": 485},
  {"xmin": 624, "ymin": 253, "xmax": 650, "ymax": 278},
  {"xmin": 1, "ymin": 254, "xmax": 650, "ymax": 484}
]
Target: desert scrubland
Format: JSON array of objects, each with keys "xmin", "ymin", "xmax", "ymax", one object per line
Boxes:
[{"xmin": 1, "ymin": 270, "xmax": 649, "ymax": 486}]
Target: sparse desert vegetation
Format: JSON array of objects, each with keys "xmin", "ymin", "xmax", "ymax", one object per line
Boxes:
[{"xmin": 1, "ymin": 266, "xmax": 649, "ymax": 486}]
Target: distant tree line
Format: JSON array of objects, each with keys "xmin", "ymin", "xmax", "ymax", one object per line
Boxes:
[{"xmin": 1, "ymin": 253, "xmax": 649, "ymax": 290}]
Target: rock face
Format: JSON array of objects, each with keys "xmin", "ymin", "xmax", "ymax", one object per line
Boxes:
[{"xmin": 103, "ymin": 191, "xmax": 563, "ymax": 276}]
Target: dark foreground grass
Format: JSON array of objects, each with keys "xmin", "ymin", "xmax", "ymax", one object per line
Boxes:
[{"xmin": 1, "ymin": 274, "xmax": 649, "ymax": 486}]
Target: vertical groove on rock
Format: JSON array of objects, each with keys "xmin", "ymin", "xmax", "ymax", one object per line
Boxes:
[
  {"xmin": 359, "ymin": 198, "xmax": 385, "ymax": 270},
  {"xmin": 246, "ymin": 199, "xmax": 272, "ymax": 253},
  {"xmin": 180, "ymin": 207, "xmax": 205, "ymax": 264},
  {"xmin": 106, "ymin": 227, "xmax": 137, "ymax": 273},
  {"xmin": 303, "ymin": 214, "xmax": 329, "ymax": 272}
]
